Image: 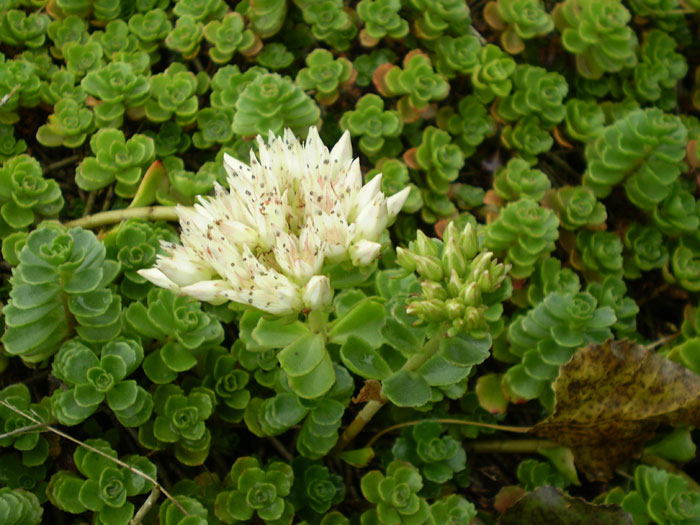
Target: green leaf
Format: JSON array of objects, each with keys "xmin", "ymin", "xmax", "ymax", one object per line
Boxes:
[
  {"xmin": 339, "ymin": 448, "xmax": 375, "ymax": 468},
  {"xmin": 277, "ymin": 332, "xmax": 325, "ymax": 377},
  {"xmin": 340, "ymin": 336, "xmax": 392, "ymax": 380},
  {"xmin": 416, "ymin": 355, "xmax": 470, "ymax": 386},
  {"xmin": 252, "ymin": 317, "xmax": 309, "ymax": 348},
  {"xmin": 382, "ymin": 370, "xmax": 431, "ymax": 407},
  {"xmin": 287, "ymin": 352, "xmax": 335, "ymax": 399},
  {"xmin": 328, "ymin": 297, "xmax": 385, "ymax": 348},
  {"xmin": 439, "ymin": 334, "xmax": 491, "ymax": 367}
]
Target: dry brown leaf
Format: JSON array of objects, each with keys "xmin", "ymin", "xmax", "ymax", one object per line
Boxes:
[
  {"xmin": 532, "ymin": 339, "xmax": 700, "ymax": 481},
  {"xmin": 352, "ymin": 380, "xmax": 383, "ymax": 403}
]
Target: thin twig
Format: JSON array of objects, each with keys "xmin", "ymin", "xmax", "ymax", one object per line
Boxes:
[
  {"xmin": 82, "ymin": 191, "xmax": 98, "ymax": 218},
  {"xmin": 42, "ymin": 154, "xmax": 82, "ymax": 173},
  {"xmin": 0, "ymin": 399, "xmax": 189, "ymax": 517},
  {"xmin": 64, "ymin": 206, "xmax": 179, "ymax": 229},
  {"xmin": 130, "ymin": 487, "xmax": 160, "ymax": 525},
  {"xmin": 642, "ymin": 332, "xmax": 680, "ymax": 351},
  {"xmin": 0, "ymin": 422, "xmax": 48, "ymax": 441},
  {"xmin": 366, "ymin": 419, "xmax": 531, "ymax": 448},
  {"xmin": 267, "ymin": 436, "xmax": 293, "ymax": 461},
  {"xmin": 464, "ymin": 438, "xmax": 558, "ymax": 454}
]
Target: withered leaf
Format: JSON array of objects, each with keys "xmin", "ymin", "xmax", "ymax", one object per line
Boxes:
[
  {"xmin": 496, "ymin": 486, "xmax": 633, "ymax": 525},
  {"xmin": 352, "ymin": 380, "xmax": 383, "ymax": 403},
  {"xmin": 532, "ymin": 340, "xmax": 700, "ymax": 481}
]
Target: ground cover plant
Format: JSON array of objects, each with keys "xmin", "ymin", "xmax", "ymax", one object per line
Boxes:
[{"xmin": 2, "ymin": 0, "xmax": 700, "ymax": 523}]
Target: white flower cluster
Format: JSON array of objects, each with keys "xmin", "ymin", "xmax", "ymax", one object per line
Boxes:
[{"xmin": 139, "ymin": 127, "xmax": 410, "ymax": 315}]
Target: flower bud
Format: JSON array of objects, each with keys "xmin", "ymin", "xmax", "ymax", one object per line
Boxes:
[
  {"xmin": 442, "ymin": 233, "xmax": 467, "ymax": 277},
  {"xmin": 461, "ymin": 281, "xmax": 481, "ymax": 307},
  {"xmin": 445, "ymin": 298, "xmax": 465, "ymax": 319},
  {"xmin": 460, "ymin": 223, "xmax": 479, "ymax": 261},
  {"xmin": 349, "ymin": 239, "xmax": 382, "ymax": 266},
  {"xmin": 477, "ymin": 270, "xmax": 493, "ymax": 293},
  {"xmin": 421, "ymin": 281, "xmax": 447, "ymax": 301},
  {"xmin": 407, "ymin": 299, "xmax": 445, "ymax": 322},
  {"xmin": 414, "ymin": 230, "xmax": 438, "ymax": 258},
  {"xmin": 447, "ymin": 319, "xmax": 464, "ymax": 338},
  {"xmin": 396, "ymin": 247, "xmax": 417, "ymax": 273},
  {"xmin": 446, "ymin": 269, "xmax": 463, "ymax": 297},
  {"xmin": 464, "ymin": 306, "xmax": 486, "ymax": 332},
  {"xmin": 302, "ymin": 275, "xmax": 333, "ymax": 311},
  {"xmin": 469, "ymin": 251, "xmax": 493, "ymax": 280},
  {"xmin": 414, "ymin": 254, "xmax": 444, "ymax": 282}
]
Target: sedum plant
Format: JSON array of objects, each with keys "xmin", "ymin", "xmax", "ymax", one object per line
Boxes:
[
  {"xmin": 623, "ymin": 223, "xmax": 669, "ymax": 279},
  {"xmin": 233, "ymin": 73, "xmax": 321, "ymax": 136},
  {"xmin": 504, "ymin": 290, "xmax": 615, "ymax": 403},
  {"xmin": 47, "ymin": 439, "xmax": 156, "ymax": 525},
  {"xmin": 0, "ymin": 123, "xmax": 27, "ymax": 162},
  {"xmin": 492, "ymin": 157, "xmax": 551, "ymax": 202},
  {"xmin": 0, "ymin": 9, "xmax": 50, "ymax": 48},
  {"xmin": 517, "ymin": 459, "xmax": 569, "ymax": 490},
  {"xmin": 374, "ymin": 51, "xmax": 450, "ymax": 119},
  {"xmin": 203, "ymin": 12, "xmax": 259, "ymax": 64},
  {"xmin": 392, "ymin": 421, "xmax": 467, "ymax": 483},
  {"xmin": 145, "ymin": 63, "xmax": 202, "ymax": 126},
  {"xmin": 484, "ymin": 198, "xmax": 559, "ymax": 279},
  {"xmin": 164, "ymin": 15, "xmax": 204, "ymax": 59},
  {"xmin": 436, "ymin": 95, "xmax": 495, "ymax": 158},
  {"xmin": 360, "ymin": 460, "xmax": 431, "ymax": 524},
  {"xmin": 2, "ymin": 224, "xmax": 121, "ymax": 364},
  {"xmin": 574, "ymin": 230, "xmax": 624, "ymax": 277},
  {"xmin": 296, "ymin": 48, "xmax": 354, "ymax": 105},
  {"xmin": 141, "ymin": 384, "xmax": 215, "ymax": 466},
  {"xmin": 409, "ymin": 0, "xmax": 471, "ymax": 40},
  {"xmin": 483, "ymin": 0, "xmax": 553, "ymax": 54},
  {"xmin": 471, "ymin": 44, "xmax": 516, "ymax": 104},
  {"xmin": 624, "ymin": 29, "xmax": 686, "ymax": 110},
  {"xmin": 496, "ymin": 65, "xmax": 568, "ymax": 127},
  {"xmin": 583, "ymin": 108, "xmax": 687, "ymax": 210},
  {"xmin": 564, "ymin": 98, "xmax": 605, "ymax": 143},
  {"xmin": 80, "ymin": 62, "xmax": 150, "ymax": 128},
  {"xmin": 356, "ymin": 0, "xmax": 408, "ymax": 46},
  {"xmin": 607, "ymin": 466, "xmax": 700, "ymax": 524},
  {"xmin": 50, "ymin": 338, "xmax": 152, "ymax": 427},
  {"xmin": 75, "ymin": 128, "xmax": 155, "ymax": 197},
  {"xmin": 340, "ymin": 93, "xmax": 403, "ymax": 158},
  {"xmin": 410, "ymin": 126, "xmax": 464, "ymax": 195},
  {"xmin": 433, "ymin": 34, "xmax": 480, "ymax": 79},
  {"xmin": 35, "ymin": 98, "xmax": 94, "ymax": 147},
  {"xmin": 290, "ymin": 457, "xmax": 345, "ymax": 516},
  {"xmin": 552, "ymin": 0, "xmax": 638, "ymax": 79},
  {"xmin": 0, "ymin": 384, "xmax": 51, "ymax": 468},
  {"xmin": 214, "ymin": 456, "xmax": 294, "ymax": 524},
  {"xmin": 125, "ymin": 287, "xmax": 224, "ymax": 383},
  {"xmin": 0, "ymin": 154, "xmax": 63, "ymax": 238},
  {"xmin": 0, "ymin": 487, "xmax": 42, "ymax": 525},
  {"xmin": 543, "ymin": 185, "xmax": 606, "ymax": 230},
  {"xmin": 651, "ymin": 180, "xmax": 700, "ymax": 237}
]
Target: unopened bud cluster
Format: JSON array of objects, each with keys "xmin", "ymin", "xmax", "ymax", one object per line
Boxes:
[{"xmin": 396, "ymin": 223, "xmax": 510, "ymax": 337}]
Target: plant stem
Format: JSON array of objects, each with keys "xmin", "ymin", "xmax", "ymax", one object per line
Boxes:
[
  {"xmin": 42, "ymin": 154, "xmax": 82, "ymax": 173},
  {"xmin": 465, "ymin": 438, "xmax": 557, "ymax": 454},
  {"xmin": 64, "ymin": 206, "xmax": 179, "ymax": 229},
  {"xmin": 82, "ymin": 191, "xmax": 97, "ymax": 217},
  {"xmin": 0, "ymin": 422, "xmax": 48, "ymax": 440},
  {"xmin": 366, "ymin": 419, "xmax": 531, "ymax": 448},
  {"xmin": 0, "ymin": 399, "xmax": 189, "ymax": 517},
  {"xmin": 130, "ymin": 487, "xmax": 160, "ymax": 525},
  {"xmin": 334, "ymin": 327, "xmax": 447, "ymax": 453}
]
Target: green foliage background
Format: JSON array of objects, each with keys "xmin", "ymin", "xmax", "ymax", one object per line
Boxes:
[{"xmin": 1, "ymin": 0, "xmax": 700, "ymax": 523}]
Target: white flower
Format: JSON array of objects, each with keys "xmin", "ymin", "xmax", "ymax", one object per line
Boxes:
[{"xmin": 139, "ymin": 127, "xmax": 410, "ymax": 315}]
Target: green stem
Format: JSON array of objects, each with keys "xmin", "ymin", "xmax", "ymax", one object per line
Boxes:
[
  {"xmin": 307, "ymin": 310, "xmax": 328, "ymax": 334},
  {"xmin": 0, "ymin": 399, "xmax": 189, "ymax": 517},
  {"xmin": 64, "ymin": 206, "xmax": 179, "ymax": 229},
  {"xmin": 334, "ymin": 326, "xmax": 447, "ymax": 453},
  {"xmin": 366, "ymin": 419, "xmax": 531, "ymax": 448},
  {"xmin": 130, "ymin": 487, "xmax": 160, "ymax": 525},
  {"xmin": 465, "ymin": 439, "xmax": 557, "ymax": 454}
]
